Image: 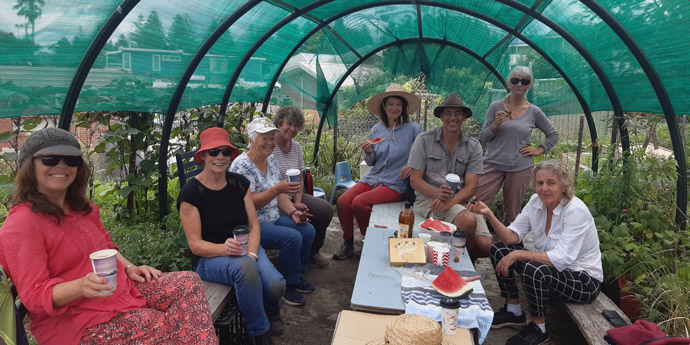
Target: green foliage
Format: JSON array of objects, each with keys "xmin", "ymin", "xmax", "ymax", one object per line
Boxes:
[
  {"xmin": 577, "ymin": 148, "xmax": 678, "ymax": 282},
  {"xmin": 102, "ymin": 211, "xmax": 191, "ymax": 272}
]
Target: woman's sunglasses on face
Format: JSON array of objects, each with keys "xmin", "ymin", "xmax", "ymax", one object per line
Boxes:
[
  {"xmin": 510, "ymin": 78, "xmax": 531, "ymax": 86},
  {"xmin": 39, "ymin": 156, "xmax": 83, "ymax": 167},
  {"xmin": 207, "ymin": 148, "xmax": 234, "ymax": 157}
]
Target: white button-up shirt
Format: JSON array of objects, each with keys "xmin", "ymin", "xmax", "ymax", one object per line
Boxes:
[{"xmin": 508, "ymin": 194, "xmax": 603, "ymax": 282}]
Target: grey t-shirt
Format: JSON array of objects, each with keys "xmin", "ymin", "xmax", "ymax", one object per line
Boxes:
[
  {"xmin": 479, "ymin": 100, "xmax": 559, "ymax": 172},
  {"xmin": 407, "ymin": 127, "xmax": 483, "ymax": 202}
]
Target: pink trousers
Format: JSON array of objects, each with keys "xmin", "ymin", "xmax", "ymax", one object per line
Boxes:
[
  {"xmin": 336, "ymin": 182, "xmax": 405, "ymax": 240},
  {"xmin": 475, "ymin": 164, "xmax": 534, "ymax": 226}
]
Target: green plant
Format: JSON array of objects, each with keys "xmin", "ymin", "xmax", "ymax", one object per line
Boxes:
[
  {"xmin": 632, "ymin": 249, "xmax": 690, "ymax": 336},
  {"xmin": 577, "ymin": 147, "xmax": 677, "ymax": 282},
  {"xmin": 102, "ymin": 211, "xmax": 191, "ymax": 272}
]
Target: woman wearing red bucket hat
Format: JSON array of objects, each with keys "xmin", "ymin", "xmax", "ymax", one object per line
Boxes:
[{"xmin": 179, "ymin": 126, "xmax": 285, "ymax": 344}]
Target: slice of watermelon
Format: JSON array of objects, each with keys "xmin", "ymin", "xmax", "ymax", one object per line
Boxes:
[
  {"xmin": 420, "ymin": 217, "xmax": 435, "ymax": 229},
  {"xmin": 421, "ymin": 218, "xmax": 452, "ymax": 232},
  {"xmin": 367, "ymin": 137, "xmax": 385, "ymax": 144},
  {"xmin": 430, "ymin": 219, "xmax": 451, "ymax": 232},
  {"xmin": 432, "ymin": 266, "xmax": 473, "ymax": 298}
]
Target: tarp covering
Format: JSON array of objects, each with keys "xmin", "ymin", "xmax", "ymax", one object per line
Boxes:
[{"xmin": 1, "ymin": 0, "xmax": 688, "ymax": 121}]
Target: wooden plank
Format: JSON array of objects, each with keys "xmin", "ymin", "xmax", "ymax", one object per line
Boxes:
[
  {"xmin": 564, "ymin": 293, "xmax": 631, "ymax": 345},
  {"xmin": 202, "ymin": 280, "xmax": 233, "ymax": 322}
]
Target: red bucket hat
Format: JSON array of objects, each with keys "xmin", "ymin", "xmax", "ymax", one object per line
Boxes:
[{"xmin": 193, "ymin": 127, "xmax": 240, "ymax": 164}]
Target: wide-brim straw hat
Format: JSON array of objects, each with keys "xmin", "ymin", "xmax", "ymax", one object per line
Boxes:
[
  {"xmin": 367, "ymin": 314, "xmax": 447, "ymax": 345},
  {"xmin": 193, "ymin": 127, "xmax": 240, "ymax": 164},
  {"xmin": 366, "ymin": 83, "xmax": 421, "ymax": 117},
  {"xmin": 433, "ymin": 92, "xmax": 473, "ymax": 118}
]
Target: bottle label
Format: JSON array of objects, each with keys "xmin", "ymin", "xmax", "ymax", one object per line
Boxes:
[{"xmin": 398, "ymin": 223, "xmax": 409, "ymax": 238}]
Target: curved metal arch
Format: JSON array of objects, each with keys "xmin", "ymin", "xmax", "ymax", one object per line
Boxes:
[
  {"xmin": 579, "ymin": 0, "xmax": 686, "ymax": 227},
  {"xmin": 157, "ymin": 0, "xmax": 262, "ymax": 219},
  {"xmin": 217, "ymin": 0, "xmax": 335, "ymax": 119},
  {"xmin": 58, "ymin": 0, "xmax": 141, "ymax": 129},
  {"xmin": 313, "ymin": 37, "xmax": 597, "ymax": 168},
  {"xmin": 281, "ymin": 1, "xmax": 599, "ymax": 169}
]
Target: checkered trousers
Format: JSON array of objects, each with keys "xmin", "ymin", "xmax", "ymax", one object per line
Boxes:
[{"xmin": 490, "ymin": 242, "xmax": 601, "ymax": 317}]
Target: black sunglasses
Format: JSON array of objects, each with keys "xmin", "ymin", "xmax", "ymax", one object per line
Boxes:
[
  {"xmin": 39, "ymin": 156, "xmax": 83, "ymax": 167},
  {"xmin": 510, "ymin": 78, "xmax": 531, "ymax": 86},
  {"xmin": 207, "ymin": 148, "xmax": 234, "ymax": 157}
]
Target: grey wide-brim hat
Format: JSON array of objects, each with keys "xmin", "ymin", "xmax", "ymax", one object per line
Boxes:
[
  {"xmin": 433, "ymin": 92, "xmax": 473, "ymax": 118},
  {"xmin": 18, "ymin": 127, "xmax": 83, "ymax": 168}
]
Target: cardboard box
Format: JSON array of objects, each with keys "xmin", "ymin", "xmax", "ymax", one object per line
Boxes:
[
  {"xmin": 388, "ymin": 237, "xmax": 426, "ymax": 266},
  {"xmin": 331, "ymin": 310, "xmax": 473, "ymax": 345}
]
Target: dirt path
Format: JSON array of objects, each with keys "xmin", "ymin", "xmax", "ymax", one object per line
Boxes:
[{"xmin": 274, "ymin": 216, "xmax": 587, "ymax": 345}]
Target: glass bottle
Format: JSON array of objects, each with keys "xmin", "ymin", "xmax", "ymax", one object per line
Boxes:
[
  {"xmin": 398, "ymin": 202, "xmax": 415, "ymax": 238},
  {"xmin": 305, "ymin": 167, "xmax": 314, "ymax": 195}
]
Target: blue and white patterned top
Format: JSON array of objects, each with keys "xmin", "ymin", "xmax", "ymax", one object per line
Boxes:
[{"xmin": 229, "ymin": 153, "xmax": 281, "ymax": 223}]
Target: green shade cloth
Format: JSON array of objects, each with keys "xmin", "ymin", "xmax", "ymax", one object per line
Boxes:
[{"xmin": 0, "ymin": 0, "xmax": 688, "ymax": 121}]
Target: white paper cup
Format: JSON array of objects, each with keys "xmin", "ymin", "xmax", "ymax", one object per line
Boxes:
[
  {"xmin": 286, "ymin": 169, "xmax": 301, "ymax": 182},
  {"xmin": 233, "ymin": 225, "xmax": 250, "ymax": 256},
  {"xmin": 446, "ymin": 173, "xmax": 460, "ymax": 193},
  {"xmin": 440, "ymin": 297, "xmax": 460, "ymax": 335},
  {"xmin": 90, "ymin": 249, "xmax": 118, "ymax": 292},
  {"xmin": 90, "ymin": 249, "xmax": 118, "ymax": 275},
  {"xmin": 418, "ymin": 233, "xmax": 432, "ymax": 246}
]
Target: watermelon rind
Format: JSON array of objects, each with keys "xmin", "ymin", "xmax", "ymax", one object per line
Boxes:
[{"xmin": 431, "ymin": 267, "xmax": 474, "ymax": 298}]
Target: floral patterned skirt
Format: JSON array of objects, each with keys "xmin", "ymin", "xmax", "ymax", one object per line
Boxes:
[{"xmin": 80, "ymin": 271, "xmax": 217, "ymax": 345}]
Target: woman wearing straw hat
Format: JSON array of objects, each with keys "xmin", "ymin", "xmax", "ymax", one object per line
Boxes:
[
  {"xmin": 178, "ymin": 127, "xmax": 285, "ymax": 344},
  {"xmin": 230, "ymin": 117, "xmax": 316, "ymax": 307},
  {"xmin": 334, "ymin": 84, "xmax": 422, "ymax": 260},
  {"xmin": 0, "ymin": 128, "xmax": 217, "ymax": 345},
  {"xmin": 476, "ymin": 66, "xmax": 559, "ymax": 228}
]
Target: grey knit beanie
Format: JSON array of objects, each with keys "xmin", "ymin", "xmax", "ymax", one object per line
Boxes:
[{"xmin": 18, "ymin": 128, "xmax": 83, "ymax": 168}]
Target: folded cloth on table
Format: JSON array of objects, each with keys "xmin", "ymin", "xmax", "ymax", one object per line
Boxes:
[{"xmin": 398, "ymin": 264, "xmax": 493, "ymax": 344}]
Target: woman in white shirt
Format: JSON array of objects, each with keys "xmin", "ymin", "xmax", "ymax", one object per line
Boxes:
[{"xmin": 468, "ymin": 159, "xmax": 602, "ymax": 345}]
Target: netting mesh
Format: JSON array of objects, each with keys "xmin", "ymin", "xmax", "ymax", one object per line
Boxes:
[{"xmin": 0, "ymin": 0, "xmax": 689, "ymax": 123}]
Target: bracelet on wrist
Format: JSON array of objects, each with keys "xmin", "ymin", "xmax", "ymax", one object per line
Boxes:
[
  {"xmin": 125, "ymin": 264, "xmax": 136, "ymax": 272},
  {"xmin": 289, "ymin": 209, "xmax": 298, "ymax": 217},
  {"xmin": 248, "ymin": 252, "xmax": 259, "ymax": 260}
]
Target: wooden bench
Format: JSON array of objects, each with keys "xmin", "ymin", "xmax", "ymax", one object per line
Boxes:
[{"xmin": 564, "ymin": 293, "xmax": 631, "ymax": 345}]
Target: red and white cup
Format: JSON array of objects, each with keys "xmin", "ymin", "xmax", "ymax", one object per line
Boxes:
[{"xmin": 427, "ymin": 243, "xmax": 450, "ymax": 267}]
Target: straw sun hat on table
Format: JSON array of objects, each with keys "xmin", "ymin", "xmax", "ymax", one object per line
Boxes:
[{"xmin": 367, "ymin": 314, "xmax": 454, "ymax": 345}]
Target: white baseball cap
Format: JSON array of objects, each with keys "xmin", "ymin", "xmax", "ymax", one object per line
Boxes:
[{"xmin": 247, "ymin": 116, "xmax": 280, "ymax": 136}]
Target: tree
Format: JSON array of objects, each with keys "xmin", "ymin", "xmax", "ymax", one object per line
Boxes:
[
  {"xmin": 114, "ymin": 34, "xmax": 130, "ymax": 49},
  {"xmin": 13, "ymin": 0, "xmax": 45, "ymax": 42},
  {"xmin": 168, "ymin": 14, "xmax": 197, "ymax": 52},
  {"xmin": 129, "ymin": 11, "xmax": 168, "ymax": 50}
]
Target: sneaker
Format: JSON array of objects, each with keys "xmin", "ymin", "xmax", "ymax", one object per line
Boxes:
[
  {"xmin": 310, "ymin": 252, "xmax": 330, "ymax": 268},
  {"xmin": 506, "ymin": 322, "xmax": 550, "ymax": 345},
  {"xmin": 294, "ymin": 277, "xmax": 314, "ymax": 294},
  {"xmin": 269, "ymin": 316, "xmax": 284, "ymax": 337},
  {"xmin": 491, "ymin": 304, "xmax": 527, "ymax": 329},
  {"xmin": 282, "ymin": 287, "xmax": 306, "ymax": 306},
  {"xmin": 333, "ymin": 242, "xmax": 355, "ymax": 260}
]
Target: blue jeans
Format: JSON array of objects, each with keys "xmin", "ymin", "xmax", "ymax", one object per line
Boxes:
[
  {"xmin": 194, "ymin": 247, "xmax": 285, "ymax": 336},
  {"xmin": 260, "ymin": 215, "xmax": 315, "ymax": 285}
]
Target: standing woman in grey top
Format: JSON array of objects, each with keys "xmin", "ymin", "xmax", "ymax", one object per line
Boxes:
[{"xmin": 476, "ymin": 66, "xmax": 559, "ymax": 227}]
